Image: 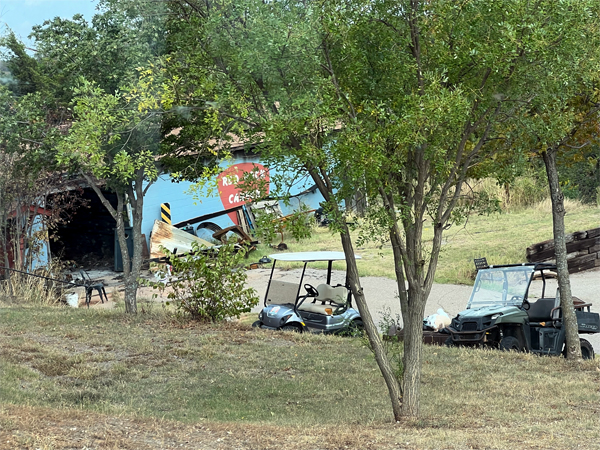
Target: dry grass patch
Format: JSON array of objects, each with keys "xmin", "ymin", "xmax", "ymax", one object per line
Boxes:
[
  {"xmin": 1, "ymin": 306, "xmax": 599, "ymax": 449},
  {"xmin": 0, "ymin": 273, "xmax": 64, "ymax": 306}
]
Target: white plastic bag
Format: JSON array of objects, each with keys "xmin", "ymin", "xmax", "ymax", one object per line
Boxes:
[{"xmin": 424, "ymin": 308, "xmax": 451, "ymax": 331}]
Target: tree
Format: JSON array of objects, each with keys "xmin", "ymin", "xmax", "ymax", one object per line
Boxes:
[
  {"xmin": 312, "ymin": 0, "xmax": 598, "ymax": 415},
  {"xmin": 2, "ymin": 4, "xmax": 221, "ymax": 309},
  {"xmin": 0, "ymin": 87, "xmax": 82, "ymax": 275},
  {"xmin": 58, "ymin": 74, "xmax": 222, "ymax": 314},
  {"xmin": 533, "ymin": 89, "xmax": 600, "ymax": 360},
  {"xmin": 0, "ymin": 33, "xmax": 48, "ymax": 97},
  {"xmin": 166, "ymin": 0, "xmax": 405, "ymax": 419},
  {"xmin": 165, "ymin": 0, "xmax": 599, "ymax": 418},
  {"xmin": 0, "ymin": 2, "xmax": 164, "ymax": 310},
  {"xmin": 57, "ymin": 77, "xmax": 161, "ymax": 313},
  {"xmin": 2, "ymin": 0, "xmax": 223, "ymax": 313}
]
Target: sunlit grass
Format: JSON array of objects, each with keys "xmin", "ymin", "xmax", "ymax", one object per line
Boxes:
[{"xmin": 253, "ymin": 200, "xmax": 599, "ymax": 285}]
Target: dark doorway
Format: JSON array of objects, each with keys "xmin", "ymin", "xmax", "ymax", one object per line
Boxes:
[{"xmin": 50, "ymin": 188, "xmax": 119, "ymax": 268}]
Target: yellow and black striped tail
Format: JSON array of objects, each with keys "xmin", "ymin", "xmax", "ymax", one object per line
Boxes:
[{"xmin": 161, "ymin": 203, "xmax": 171, "ymax": 224}]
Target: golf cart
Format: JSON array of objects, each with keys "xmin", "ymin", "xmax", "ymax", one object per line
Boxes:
[
  {"xmin": 445, "ymin": 263, "xmax": 599, "ymax": 359},
  {"xmin": 252, "ymin": 251, "xmax": 363, "ymax": 334}
]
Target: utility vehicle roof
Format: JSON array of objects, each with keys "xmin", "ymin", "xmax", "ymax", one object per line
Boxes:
[
  {"xmin": 268, "ymin": 251, "xmax": 361, "ymax": 262},
  {"xmin": 488, "ymin": 262, "xmax": 557, "ymax": 271}
]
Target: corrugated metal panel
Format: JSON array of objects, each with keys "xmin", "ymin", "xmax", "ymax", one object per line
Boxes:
[{"xmin": 149, "ymin": 220, "xmax": 213, "ymax": 260}]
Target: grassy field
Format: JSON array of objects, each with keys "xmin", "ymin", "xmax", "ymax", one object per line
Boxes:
[
  {"xmin": 258, "ymin": 199, "xmax": 599, "ymax": 284},
  {"xmin": 1, "ymin": 200, "xmax": 599, "ymax": 449},
  {"xmin": 0, "ymin": 306, "xmax": 599, "ymax": 449}
]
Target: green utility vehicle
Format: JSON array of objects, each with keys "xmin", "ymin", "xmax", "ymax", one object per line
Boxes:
[{"xmin": 446, "ymin": 263, "xmax": 598, "ymax": 359}]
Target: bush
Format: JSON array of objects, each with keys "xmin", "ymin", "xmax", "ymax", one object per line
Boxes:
[{"xmin": 152, "ymin": 242, "xmax": 259, "ymax": 322}]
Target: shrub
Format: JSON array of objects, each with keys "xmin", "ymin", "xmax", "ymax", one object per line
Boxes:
[{"xmin": 152, "ymin": 242, "xmax": 258, "ymax": 322}]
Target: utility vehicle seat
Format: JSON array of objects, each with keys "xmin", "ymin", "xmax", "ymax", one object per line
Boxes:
[
  {"xmin": 527, "ymin": 298, "xmax": 556, "ymax": 322},
  {"xmin": 298, "ymin": 284, "xmax": 348, "ymax": 314}
]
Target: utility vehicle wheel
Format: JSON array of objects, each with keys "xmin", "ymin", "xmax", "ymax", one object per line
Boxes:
[
  {"xmin": 281, "ymin": 324, "xmax": 302, "ymax": 333},
  {"xmin": 580, "ymin": 339, "xmax": 595, "ymax": 360},
  {"xmin": 252, "ymin": 320, "xmax": 262, "ymax": 328},
  {"xmin": 499, "ymin": 336, "xmax": 520, "ymax": 352},
  {"xmin": 562, "ymin": 339, "xmax": 595, "ymax": 359},
  {"xmin": 444, "ymin": 337, "xmax": 454, "ymax": 347}
]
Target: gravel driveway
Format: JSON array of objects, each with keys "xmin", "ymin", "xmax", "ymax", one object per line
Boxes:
[{"xmin": 246, "ymin": 266, "xmax": 600, "ymax": 352}]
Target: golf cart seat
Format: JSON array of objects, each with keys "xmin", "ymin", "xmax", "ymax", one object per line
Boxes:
[{"xmin": 298, "ymin": 284, "xmax": 348, "ymax": 314}]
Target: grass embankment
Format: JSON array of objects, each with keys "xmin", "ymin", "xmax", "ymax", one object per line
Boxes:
[
  {"xmin": 1, "ymin": 307, "xmax": 599, "ymax": 449},
  {"xmin": 257, "ymin": 200, "xmax": 599, "ymax": 284}
]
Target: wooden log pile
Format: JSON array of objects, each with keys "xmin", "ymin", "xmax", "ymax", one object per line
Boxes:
[{"xmin": 526, "ymin": 227, "xmax": 600, "ymax": 273}]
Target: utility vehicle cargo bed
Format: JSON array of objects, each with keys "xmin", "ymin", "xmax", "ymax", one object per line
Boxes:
[
  {"xmin": 576, "ymin": 310, "xmax": 600, "ymax": 333},
  {"xmin": 387, "ymin": 327, "xmax": 449, "ymax": 345}
]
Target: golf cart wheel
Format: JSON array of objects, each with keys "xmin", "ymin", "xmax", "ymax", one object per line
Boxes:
[
  {"xmin": 580, "ymin": 339, "xmax": 595, "ymax": 360},
  {"xmin": 499, "ymin": 336, "xmax": 521, "ymax": 352},
  {"xmin": 348, "ymin": 319, "xmax": 364, "ymax": 336},
  {"xmin": 444, "ymin": 337, "xmax": 455, "ymax": 347},
  {"xmin": 338, "ymin": 319, "xmax": 364, "ymax": 337},
  {"xmin": 281, "ymin": 324, "xmax": 303, "ymax": 333}
]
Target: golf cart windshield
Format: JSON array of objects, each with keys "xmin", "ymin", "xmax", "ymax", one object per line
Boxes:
[
  {"xmin": 467, "ymin": 266, "xmax": 534, "ymax": 309},
  {"xmin": 263, "ymin": 251, "xmax": 361, "ymax": 307}
]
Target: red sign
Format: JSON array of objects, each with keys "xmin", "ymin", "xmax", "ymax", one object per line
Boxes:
[{"xmin": 217, "ymin": 163, "xmax": 270, "ymax": 224}]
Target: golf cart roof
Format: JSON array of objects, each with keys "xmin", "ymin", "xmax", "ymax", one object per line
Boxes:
[{"xmin": 268, "ymin": 251, "xmax": 361, "ymax": 262}]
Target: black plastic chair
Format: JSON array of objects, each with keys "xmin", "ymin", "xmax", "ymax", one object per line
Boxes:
[{"xmin": 79, "ymin": 270, "xmax": 108, "ymax": 308}]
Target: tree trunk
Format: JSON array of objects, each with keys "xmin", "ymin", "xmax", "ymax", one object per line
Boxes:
[
  {"xmin": 381, "ymin": 184, "xmax": 430, "ymax": 417},
  {"xmin": 113, "ymin": 190, "xmax": 137, "ymax": 313},
  {"xmin": 389, "ymin": 222, "xmax": 428, "ymax": 417},
  {"xmin": 339, "ymin": 227, "xmax": 404, "ymax": 422},
  {"xmin": 400, "ymin": 288, "xmax": 426, "ymax": 416},
  {"xmin": 542, "ymin": 147, "xmax": 581, "ymax": 359},
  {"xmin": 14, "ymin": 195, "xmax": 23, "ymax": 271},
  {"xmin": 307, "ymin": 167, "xmax": 403, "ymax": 421},
  {"xmin": 1, "ymin": 223, "xmax": 12, "ymax": 292},
  {"xmin": 83, "ymin": 171, "xmax": 150, "ymax": 315},
  {"xmin": 125, "ymin": 175, "xmax": 147, "ymax": 314}
]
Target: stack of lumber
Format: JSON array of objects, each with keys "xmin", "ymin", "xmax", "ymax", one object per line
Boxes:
[{"xmin": 526, "ymin": 227, "xmax": 600, "ymax": 273}]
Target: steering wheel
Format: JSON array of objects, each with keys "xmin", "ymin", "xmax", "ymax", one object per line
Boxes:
[
  {"xmin": 510, "ymin": 296, "xmax": 529, "ymax": 310},
  {"xmin": 304, "ymin": 284, "xmax": 319, "ymax": 297}
]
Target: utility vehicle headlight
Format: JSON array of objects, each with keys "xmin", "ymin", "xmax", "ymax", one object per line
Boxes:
[
  {"xmin": 259, "ymin": 311, "xmax": 264, "ymax": 320},
  {"xmin": 491, "ymin": 313, "xmax": 502, "ymax": 320}
]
